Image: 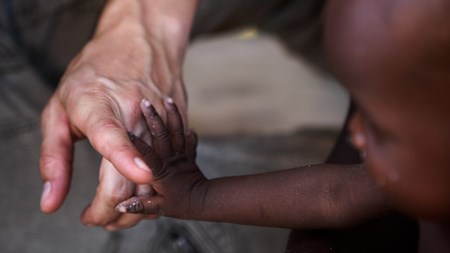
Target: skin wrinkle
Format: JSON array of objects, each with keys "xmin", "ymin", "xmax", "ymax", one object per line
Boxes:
[
  {"xmin": 61, "ymin": 83, "xmax": 118, "ymax": 133},
  {"xmin": 75, "ymin": 77, "xmax": 144, "ymax": 138},
  {"xmin": 326, "ymin": 166, "xmax": 353, "ymax": 228},
  {"xmin": 347, "ymin": 166, "xmax": 370, "ymax": 225},
  {"xmin": 100, "ymin": 182, "xmax": 134, "ymax": 207},
  {"xmin": 40, "ymin": 113, "xmax": 74, "ymax": 166},
  {"xmin": 181, "ymin": 171, "xmax": 204, "ymax": 218},
  {"xmin": 324, "ymin": 168, "xmax": 339, "ymax": 227}
]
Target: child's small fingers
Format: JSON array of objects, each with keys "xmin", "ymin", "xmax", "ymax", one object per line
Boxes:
[
  {"xmin": 140, "ymin": 99, "xmax": 173, "ymax": 159},
  {"xmin": 164, "ymin": 98, "xmax": 185, "ymax": 154},
  {"xmin": 116, "ymin": 196, "xmax": 162, "ymax": 215},
  {"xmin": 128, "ymin": 131, "xmax": 164, "ymax": 178},
  {"xmin": 185, "ymin": 130, "xmax": 198, "ymax": 161}
]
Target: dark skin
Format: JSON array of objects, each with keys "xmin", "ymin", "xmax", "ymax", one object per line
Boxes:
[
  {"xmin": 117, "ymin": 0, "xmax": 450, "ymax": 252},
  {"xmin": 324, "ymin": 0, "xmax": 450, "ymax": 252},
  {"xmin": 117, "ymin": 98, "xmax": 390, "ymax": 229},
  {"xmin": 326, "ymin": 0, "xmax": 450, "ymax": 220}
]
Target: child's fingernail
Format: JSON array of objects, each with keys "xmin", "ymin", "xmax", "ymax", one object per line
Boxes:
[
  {"xmin": 164, "ymin": 97, "xmax": 174, "ymax": 108},
  {"xmin": 134, "ymin": 157, "xmax": 151, "ymax": 172},
  {"xmin": 116, "ymin": 204, "xmax": 127, "ymax": 213},
  {"xmin": 115, "ymin": 197, "xmax": 147, "ymax": 214},
  {"xmin": 141, "ymin": 99, "xmax": 158, "ymax": 117},
  {"xmin": 40, "ymin": 181, "xmax": 51, "ymax": 205},
  {"xmin": 142, "ymin": 98, "xmax": 151, "ymax": 108}
]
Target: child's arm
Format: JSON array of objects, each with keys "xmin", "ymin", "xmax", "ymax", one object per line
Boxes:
[{"xmin": 117, "ymin": 99, "xmax": 391, "ymax": 229}]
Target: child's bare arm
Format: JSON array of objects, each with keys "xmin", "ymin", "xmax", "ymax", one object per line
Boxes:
[
  {"xmin": 193, "ymin": 163, "xmax": 390, "ymax": 229},
  {"xmin": 117, "ymin": 99, "xmax": 391, "ymax": 229}
]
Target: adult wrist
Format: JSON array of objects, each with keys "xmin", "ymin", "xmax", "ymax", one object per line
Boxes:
[{"xmin": 139, "ymin": 0, "xmax": 199, "ymax": 65}]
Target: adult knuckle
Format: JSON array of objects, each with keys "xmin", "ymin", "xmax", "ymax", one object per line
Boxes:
[
  {"xmin": 88, "ymin": 119, "xmax": 123, "ymax": 150},
  {"xmin": 99, "ymin": 189, "xmax": 129, "ymax": 208},
  {"xmin": 92, "ymin": 118, "xmax": 122, "ymax": 133},
  {"xmin": 39, "ymin": 153, "xmax": 58, "ymax": 171},
  {"xmin": 39, "ymin": 153, "xmax": 71, "ymax": 173},
  {"xmin": 40, "ymin": 151, "xmax": 55, "ymax": 163}
]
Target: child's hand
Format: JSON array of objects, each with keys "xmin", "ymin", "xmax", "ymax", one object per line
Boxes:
[{"xmin": 116, "ymin": 99, "xmax": 207, "ymax": 219}]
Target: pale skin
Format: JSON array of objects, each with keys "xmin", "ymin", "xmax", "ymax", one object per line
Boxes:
[{"xmin": 39, "ymin": 0, "xmax": 198, "ymax": 230}]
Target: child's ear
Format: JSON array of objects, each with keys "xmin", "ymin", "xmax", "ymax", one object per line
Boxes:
[{"xmin": 349, "ymin": 111, "xmax": 367, "ymax": 152}]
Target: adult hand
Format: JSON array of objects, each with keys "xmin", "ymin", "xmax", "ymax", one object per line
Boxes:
[{"xmin": 39, "ymin": 0, "xmax": 197, "ymax": 230}]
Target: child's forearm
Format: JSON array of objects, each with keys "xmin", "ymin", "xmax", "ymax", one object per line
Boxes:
[
  {"xmin": 191, "ymin": 163, "xmax": 391, "ymax": 229},
  {"xmin": 118, "ymin": 102, "xmax": 390, "ymax": 230}
]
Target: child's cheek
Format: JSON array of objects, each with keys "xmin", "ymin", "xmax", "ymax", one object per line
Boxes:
[
  {"xmin": 367, "ymin": 145, "xmax": 450, "ymax": 221},
  {"xmin": 364, "ymin": 144, "xmax": 414, "ymax": 210}
]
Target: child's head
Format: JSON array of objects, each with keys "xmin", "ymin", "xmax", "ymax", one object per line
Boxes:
[{"xmin": 325, "ymin": 0, "xmax": 450, "ymax": 221}]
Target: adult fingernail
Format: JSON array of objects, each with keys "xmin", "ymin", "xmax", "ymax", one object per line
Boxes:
[
  {"xmin": 134, "ymin": 157, "xmax": 151, "ymax": 172},
  {"xmin": 40, "ymin": 181, "xmax": 51, "ymax": 205}
]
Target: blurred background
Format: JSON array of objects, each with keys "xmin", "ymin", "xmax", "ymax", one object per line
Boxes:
[
  {"xmin": 179, "ymin": 30, "xmax": 350, "ymax": 252},
  {"xmin": 185, "ymin": 30, "xmax": 348, "ymax": 136}
]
